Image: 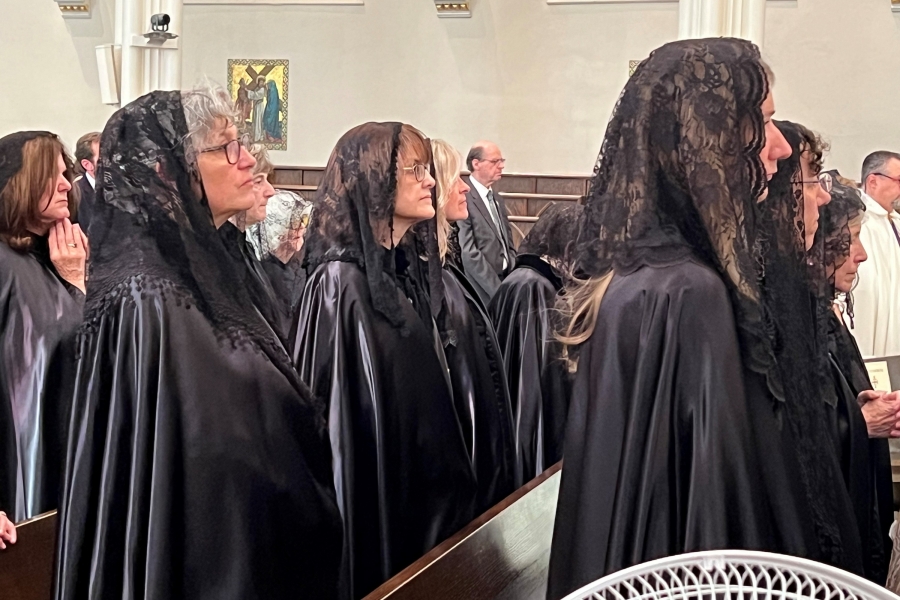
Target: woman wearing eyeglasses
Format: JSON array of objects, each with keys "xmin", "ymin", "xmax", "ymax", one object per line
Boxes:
[
  {"xmin": 54, "ymin": 87, "xmax": 343, "ymax": 599},
  {"xmin": 292, "ymin": 123, "xmax": 477, "ymax": 599}
]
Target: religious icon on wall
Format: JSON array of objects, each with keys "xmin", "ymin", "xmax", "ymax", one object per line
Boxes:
[
  {"xmin": 227, "ymin": 59, "xmax": 289, "ymax": 151},
  {"xmin": 628, "ymin": 60, "xmax": 641, "ymax": 77}
]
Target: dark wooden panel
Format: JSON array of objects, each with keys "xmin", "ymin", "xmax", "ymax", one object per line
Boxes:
[
  {"xmin": 272, "ymin": 168, "xmax": 304, "ymax": 186},
  {"xmin": 365, "ymin": 463, "xmax": 561, "ymax": 600},
  {"xmin": 302, "ymin": 169, "xmax": 324, "ymax": 187},
  {"xmin": 494, "ymin": 176, "xmax": 537, "ymax": 195},
  {"xmin": 0, "ymin": 511, "xmax": 57, "ymax": 600},
  {"xmin": 504, "ymin": 198, "xmax": 528, "ymax": 218},
  {"xmin": 536, "ymin": 177, "xmax": 587, "ymax": 197}
]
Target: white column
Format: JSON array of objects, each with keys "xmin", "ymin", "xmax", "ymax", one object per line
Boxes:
[
  {"xmin": 119, "ymin": 0, "xmax": 144, "ymax": 105},
  {"xmin": 159, "ymin": 0, "xmax": 184, "ymax": 91},
  {"xmin": 679, "ymin": 0, "xmax": 766, "ymax": 48},
  {"xmin": 115, "ymin": 0, "xmax": 184, "ymax": 107}
]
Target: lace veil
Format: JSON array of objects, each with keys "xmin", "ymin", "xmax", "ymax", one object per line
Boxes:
[
  {"xmin": 302, "ymin": 122, "xmax": 442, "ymax": 330},
  {"xmin": 246, "ymin": 189, "xmax": 312, "ymax": 264},
  {"xmin": 519, "ymin": 203, "xmax": 584, "ymax": 277},
  {"xmin": 83, "ymin": 91, "xmax": 328, "ymax": 475}
]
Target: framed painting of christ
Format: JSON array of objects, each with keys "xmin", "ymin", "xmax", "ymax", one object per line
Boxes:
[{"xmin": 227, "ymin": 59, "xmax": 290, "ymax": 151}]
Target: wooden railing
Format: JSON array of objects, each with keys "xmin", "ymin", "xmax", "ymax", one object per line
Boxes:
[
  {"xmin": 365, "ymin": 463, "xmax": 562, "ymax": 600},
  {"xmin": 0, "ymin": 511, "xmax": 57, "ymax": 600},
  {"xmin": 272, "ymin": 166, "xmax": 590, "ymax": 247}
]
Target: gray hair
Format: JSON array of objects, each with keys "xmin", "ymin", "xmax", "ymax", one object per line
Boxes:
[
  {"xmin": 861, "ymin": 150, "xmax": 900, "ymax": 189},
  {"xmin": 466, "ymin": 145, "xmax": 485, "ymax": 171},
  {"xmin": 181, "ymin": 81, "xmax": 239, "ymax": 165}
]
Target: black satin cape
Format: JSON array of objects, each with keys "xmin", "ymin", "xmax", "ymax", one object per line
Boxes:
[
  {"xmin": 826, "ymin": 311, "xmax": 893, "ymax": 584},
  {"xmin": 547, "ymin": 258, "xmax": 830, "ymax": 599},
  {"xmin": 220, "ymin": 222, "xmax": 290, "ymax": 346},
  {"xmin": 54, "ymin": 90, "xmax": 343, "ymax": 600},
  {"xmin": 0, "ymin": 238, "xmax": 82, "ymax": 522},
  {"xmin": 488, "ymin": 254, "xmax": 571, "ymax": 485},
  {"xmin": 441, "ymin": 264, "xmax": 517, "ymax": 511},
  {"xmin": 292, "ymin": 259, "xmax": 477, "ymax": 599}
]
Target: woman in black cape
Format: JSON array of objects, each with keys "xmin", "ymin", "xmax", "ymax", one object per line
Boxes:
[
  {"xmin": 488, "ymin": 202, "xmax": 583, "ymax": 484},
  {"xmin": 291, "ymin": 123, "xmax": 477, "ymax": 599},
  {"xmin": 431, "ymin": 138, "xmax": 517, "ymax": 510},
  {"xmin": 54, "ymin": 89, "xmax": 342, "ymax": 599},
  {"xmin": 0, "ymin": 132, "xmax": 86, "ymax": 523},
  {"xmin": 219, "ymin": 150, "xmax": 290, "ymax": 345},
  {"xmin": 813, "ymin": 169, "xmax": 895, "ymax": 583},
  {"xmin": 544, "ymin": 38, "xmax": 862, "ymax": 599}
]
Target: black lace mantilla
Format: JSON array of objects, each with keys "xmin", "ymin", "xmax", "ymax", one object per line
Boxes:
[
  {"xmin": 303, "ymin": 122, "xmax": 442, "ymax": 332},
  {"xmin": 763, "ymin": 120, "xmax": 849, "ymax": 565},
  {"xmin": 83, "ymin": 91, "xmax": 327, "ymax": 466},
  {"xmin": 519, "ymin": 203, "xmax": 584, "ymax": 279},
  {"xmin": 573, "ymin": 38, "xmax": 775, "ymax": 394}
]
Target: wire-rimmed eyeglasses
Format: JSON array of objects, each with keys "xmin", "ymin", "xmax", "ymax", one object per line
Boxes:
[
  {"xmin": 795, "ymin": 171, "xmax": 833, "ymax": 193},
  {"xmin": 402, "ymin": 164, "xmax": 429, "ymax": 182}
]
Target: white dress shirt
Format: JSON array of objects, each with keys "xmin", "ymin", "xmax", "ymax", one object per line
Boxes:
[
  {"xmin": 846, "ymin": 190, "xmax": 900, "ymax": 358},
  {"xmin": 86, "ymin": 172, "xmax": 95, "ymax": 189}
]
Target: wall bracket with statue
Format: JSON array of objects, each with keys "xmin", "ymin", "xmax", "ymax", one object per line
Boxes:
[{"xmin": 228, "ymin": 59, "xmax": 290, "ymax": 151}]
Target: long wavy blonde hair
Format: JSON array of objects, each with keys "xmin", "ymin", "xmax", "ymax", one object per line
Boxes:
[{"xmin": 431, "ymin": 138, "xmax": 462, "ymax": 263}]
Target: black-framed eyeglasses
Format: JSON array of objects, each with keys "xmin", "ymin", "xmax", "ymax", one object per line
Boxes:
[
  {"xmin": 402, "ymin": 164, "xmax": 429, "ymax": 182},
  {"xmin": 199, "ymin": 134, "xmax": 251, "ymax": 165},
  {"xmin": 795, "ymin": 171, "xmax": 833, "ymax": 193},
  {"xmin": 874, "ymin": 172, "xmax": 900, "ymax": 186}
]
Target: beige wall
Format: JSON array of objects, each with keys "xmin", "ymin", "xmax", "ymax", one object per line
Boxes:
[
  {"xmin": 765, "ymin": 0, "xmax": 900, "ymax": 180},
  {"xmin": 3, "ymin": 0, "xmax": 899, "ymax": 177},
  {"xmin": 0, "ymin": 0, "xmax": 117, "ymax": 152},
  {"xmin": 181, "ymin": 0, "xmax": 679, "ymax": 175}
]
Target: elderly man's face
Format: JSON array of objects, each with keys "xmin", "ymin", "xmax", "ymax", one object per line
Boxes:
[{"xmin": 472, "ymin": 143, "xmax": 505, "ymax": 187}]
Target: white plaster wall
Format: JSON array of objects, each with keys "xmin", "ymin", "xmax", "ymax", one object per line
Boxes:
[
  {"xmin": 4, "ymin": 0, "xmax": 899, "ymax": 177},
  {"xmin": 764, "ymin": 0, "xmax": 900, "ymax": 179},
  {"xmin": 181, "ymin": 0, "xmax": 680, "ymax": 174},
  {"xmin": 0, "ymin": 0, "xmax": 117, "ymax": 151}
]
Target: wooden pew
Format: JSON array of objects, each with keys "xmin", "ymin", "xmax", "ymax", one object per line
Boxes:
[
  {"xmin": 0, "ymin": 510, "xmax": 57, "ymax": 600},
  {"xmin": 365, "ymin": 463, "xmax": 562, "ymax": 600}
]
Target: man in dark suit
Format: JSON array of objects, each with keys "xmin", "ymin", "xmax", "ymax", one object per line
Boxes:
[
  {"xmin": 458, "ymin": 140, "xmax": 517, "ymax": 305},
  {"xmin": 73, "ymin": 132, "xmax": 100, "ymax": 232}
]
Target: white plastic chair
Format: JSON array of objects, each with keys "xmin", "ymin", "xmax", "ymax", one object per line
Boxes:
[{"xmin": 562, "ymin": 550, "xmax": 900, "ymax": 600}]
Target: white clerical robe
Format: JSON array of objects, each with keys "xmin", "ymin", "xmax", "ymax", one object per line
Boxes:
[{"xmin": 846, "ymin": 190, "xmax": 900, "ymax": 358}]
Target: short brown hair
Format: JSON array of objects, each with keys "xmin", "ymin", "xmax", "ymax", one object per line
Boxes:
[
  {"xmin": 0, "ymin": 135, "xmax": 77, "ymax": 252},
  {"xmin": 74, "ymin": 132, "xmax": 101, "ymax": 175}
]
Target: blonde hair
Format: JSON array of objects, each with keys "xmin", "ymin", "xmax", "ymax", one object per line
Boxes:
[
  {"xmin": 556, "ymin": 271, "xmax": 614, "ymax": 348},
  {"xmin": 431, "ymin": 139, "xmax": 461, "ymax": 262}
]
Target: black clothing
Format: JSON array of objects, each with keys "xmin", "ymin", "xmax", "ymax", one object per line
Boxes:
[
  {"xmin": 54, "ymin": 91, "xmax": 342, "ymax": 600},
  {"xmin": 489, "ymin": 255, "xmax": 570, "ymax": 484},
  {"xmin": 547, "ymin": 40, "xmax": 854, "ymax": 598},
  {"xmin": 547, "ymin": 259, "xmax": 822, "ymax": 599},
  {"xmin": 293, "ymin": 260, "xmax": 476, "ymax": 599},
  {"xmin": 220, "ymin": 222, "xmax": 289, "ymax": 345},
  {"xmin": 295, "ymin": 122, "xmax": 477, "ymax": 598},
  {"xmin": 826, "ymin": 314, "xmax": 893, "ymax": 583},
  {"xmin": 441, "ymin": 264, "xmax": 516, "ymax": 510},
  {"xmin": 0, "ymin": 237, "xmax": 83, "ymax": 522},
  {"xmin": 75, "ymin": 176, "xmax": 96, "ymax": 231}
]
